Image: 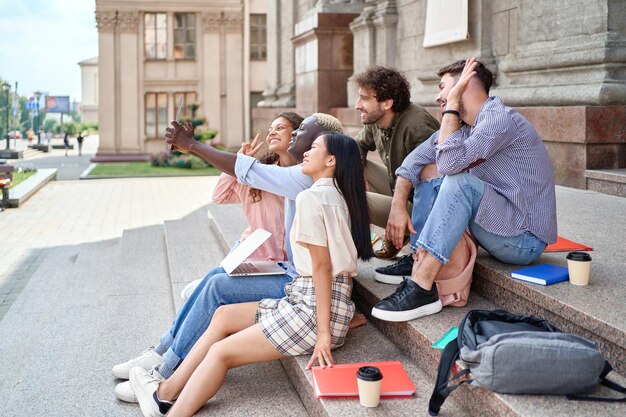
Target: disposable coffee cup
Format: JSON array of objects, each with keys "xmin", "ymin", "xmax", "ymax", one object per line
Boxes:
[
  {"xmin": 566, "ymin": 252, "xmax": 592, "ymax": 286},
  {"xmin": 356, "ymin": 366, "xmax": 383, "ymax": 407}
]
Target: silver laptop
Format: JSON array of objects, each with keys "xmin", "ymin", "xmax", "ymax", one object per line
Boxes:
[{"xmin": 220, "ymin": 228, "xmax": 288, "ymax": 277}]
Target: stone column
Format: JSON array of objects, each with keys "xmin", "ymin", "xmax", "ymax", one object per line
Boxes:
[
  {"xmin": 373, "ymin": 1, "xmax": 398, "ymax": 67},
  {"xmin": 116, "ymin": 11, "xmax": 141, "ymax": 153},
  {"xmin": 347, "ymin": 0, "xmax": 397, "ymax": 107},
  {"xmin": 259, "ymin": 0, "xmax": 297, "ymax": 108},
  {"xmin": 292, "ymin": 12, "xmax": 359, "ymax": 115},
  {"xmin": 274, "ymin": 0, "xmax": 296, "ymax": 107},
  {"xmin": 223, "ymin": 11, "xmax": 245, "ymax": 147},
  {"xmin": 259, "ymin": 0, "xmax": 280, "ymax": 106},
  {"xmin": 349, "ymin": 0, "xmax": 376, "ymax": 75},
  {"xmin": 95, "ymin": 10, "xmax": 117, "ymax": 155},
  {"xmin": 200, "ymin": 12, "xmax": 222, "ymax": 143},
  {"xmin": 200, "ymin": 10, "xmax": 244, "ymax": 149}
]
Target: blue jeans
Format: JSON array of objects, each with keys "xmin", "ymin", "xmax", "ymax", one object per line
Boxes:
[
  {"xmin": 411, "ymin": 173, "xmax": 546, "ymax": 265},
  {"xmin": 157, "ymin": 266, "xmax": 292, "ymax": 374}
]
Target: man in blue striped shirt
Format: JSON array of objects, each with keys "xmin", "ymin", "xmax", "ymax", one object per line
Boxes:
[{"xmin": 372, "ymin": 58, "xmax": 557, "ymax": 322}]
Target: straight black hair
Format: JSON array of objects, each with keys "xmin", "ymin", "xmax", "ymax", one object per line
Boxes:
[{"xmin": 322, "ymin": 131, "xmax": 374, "ymax": 260}]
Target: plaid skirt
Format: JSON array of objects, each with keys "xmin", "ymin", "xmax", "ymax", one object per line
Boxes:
[{"xmin": 255, "ymin": 275, "xmax": 355, "ymax": 356}]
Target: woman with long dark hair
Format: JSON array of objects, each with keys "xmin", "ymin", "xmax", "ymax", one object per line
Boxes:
[
  {"xmin": 129, "ymin": 132, "xmax": 373, "ymax": 417},
  {"xmin": 178, "ymin": 112, "xmax": 303, "ymax": 300}
]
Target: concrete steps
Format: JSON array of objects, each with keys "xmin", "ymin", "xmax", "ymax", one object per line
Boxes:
[
  {"xmin": 163, "ymin": 206, "xmax": 224, "ymax": 312},
  {"xmin": 206, "ymin": 204, "xmax": 472, "ymax": 416},
  {"xmin": 585, "ymin": 169, "xmax": 626, "ymax": 198},
  {"xmin": 353, "ymin": 260, "xmax": 626, "ymax": 417},
  {"xmin": 21, "ymin": 147, "xmax": 41, "ymax": 160},
  {"xmin": 206, "ymin": 185, "xmax": 626, "ymax": 417},
  {"xmin": 0, "ymin": 240, "xmax": 146, "ymax": 417},
  {"xmin": 3, "ymin": 182, "xmax": 622, "ymax": 416},
  {"xmin": 281, "ymin": 321, "xmax": 468, "ymax": 417},
  {"xmin": 163, "ymin": 207, "xmax": 308, "ymax": 416}
]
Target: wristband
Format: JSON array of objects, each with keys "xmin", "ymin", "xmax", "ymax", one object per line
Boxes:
[{"xmin": 442, "ymin": 109, "xmax": 460, "ymax": 118}]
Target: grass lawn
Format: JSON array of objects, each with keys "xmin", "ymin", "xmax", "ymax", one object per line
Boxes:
[
  {"xmin": 10, "ymin": 170, "xmax": 37, "ymax": 188},
  {"xmin": 88, "ymin": 162, "xmax": 221, "ymax": 177}
]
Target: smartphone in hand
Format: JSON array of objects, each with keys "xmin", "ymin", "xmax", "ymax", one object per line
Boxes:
[{"xmin": 168, "ymin": 96, "xmax": 184, "ymax": 151}]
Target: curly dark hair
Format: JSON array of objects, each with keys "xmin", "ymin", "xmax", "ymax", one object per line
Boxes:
[
  {"xmin": 250, "ymin": 111, "xmax": 304, "ymax": 202},
  {"xmin": 353, "ymin": 66, "xmax": 411, "ymax": 113},
  {"xmin": 437, "ymin": 59, "xmax": 494, "ymax": 94},
  {"xmin": 259, "ymin": 112, "xmax": 304, "ymax": 165}
]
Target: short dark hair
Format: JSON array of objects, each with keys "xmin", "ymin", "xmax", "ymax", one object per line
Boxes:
[
  {"xmin": 353, "ymin": 66, "xmax": 411, "ymax": 113},
  {"xmin": 437, "ymin": 59, "xmax": 494, "ymax": 93},
  {"xmin": 322, "ymin": 131, "xmax": 374, "ymax": 261}
]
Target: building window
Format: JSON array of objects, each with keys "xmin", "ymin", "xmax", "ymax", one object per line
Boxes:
[
  {"xmin": 145, "ymin": 13, "xmax": 167, "ymax": 60},
  {"xmin": 250, "ymin": 14, "xmax": 266, "ymax": 60},
  {"xmin": 174, "ymin": 13, "xmax": 196, "ymax": 60},
  {"xmin": 145, "ymin": 93, "xmax": 168, "ymax": 138},
  {"xmin": 173, "ymin": 92, "xmax": 198, "ymax": 119}
]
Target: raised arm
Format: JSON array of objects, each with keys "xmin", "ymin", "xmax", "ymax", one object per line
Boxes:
[{"xmin": 165, "ymin": 121, "xmax": 237, "ymax": 176}]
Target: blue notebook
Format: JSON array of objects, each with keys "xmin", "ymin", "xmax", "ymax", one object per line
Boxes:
[{"xmin": 511, "ymin": 264, "xmax": 569, "ymax": 286}]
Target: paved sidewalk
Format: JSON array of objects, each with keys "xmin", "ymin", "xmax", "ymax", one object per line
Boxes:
[
  {"xmin": 11, "ymin": 135, "xmax": 100, "ymax": 180},
  {"xmin": 0, "ymin": 175, "xmax": 220, "ymax": 320}
]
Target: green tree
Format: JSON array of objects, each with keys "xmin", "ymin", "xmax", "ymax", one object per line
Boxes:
[
  {"xmin": 43, "ymin": 119, "xmax": 58, "ymax": 133},
  {"xmin": 64, "ymin": 121, "xmax": 78, "ymax": 135}
]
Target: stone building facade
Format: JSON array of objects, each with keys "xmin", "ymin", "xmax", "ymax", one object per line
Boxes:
[
  {"xmin": 254, "ymin": 0, "xmax": 625, "ymax": 191},
  {"xmin": 94, "ymin": 0, "xmax": 267, "ymax": 160},
  {"xmin": 78, "ymin": 57, "xmax": 99, "ymax": 124}
]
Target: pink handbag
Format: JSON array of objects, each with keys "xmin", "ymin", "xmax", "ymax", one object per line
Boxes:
[{"xmin": 414, "ymin": 231, "xmax": 477, "ymax": 307}]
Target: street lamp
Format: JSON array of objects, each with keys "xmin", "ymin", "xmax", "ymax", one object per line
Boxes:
[
  {"xmin": 2, "ymin": 82, "xmax": 10, "ymax": 150},
  {"xmin": 34, "ymin": 90, "xmax": 42, "ymax": 144}
]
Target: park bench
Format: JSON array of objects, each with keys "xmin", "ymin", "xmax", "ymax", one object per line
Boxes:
[{"xmin": 0, "ymin": 165, "xmax": 14, "ymax": 211}]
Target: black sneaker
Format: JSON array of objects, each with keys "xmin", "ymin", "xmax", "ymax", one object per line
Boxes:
[
  {"xmin": 371, "ymin": 278, "xmax": 442, "ymax": 322},
  {"xmin": 374, "ymin": 254, "xmax": 414, "ymax": 285}
]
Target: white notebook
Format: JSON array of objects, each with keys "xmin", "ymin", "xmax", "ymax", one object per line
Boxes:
[{"xmin": 220, "ymin": 228, "xmax": 287, "ymax": 277}]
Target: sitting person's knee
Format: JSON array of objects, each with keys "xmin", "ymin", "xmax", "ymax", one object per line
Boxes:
[
  {"xmin": 211, "ymin": 305, "xmax": 230, "ymax": 325},
  {"xmin": 208, "ymin": 339, "xmax": 235, "ymax": 366}
]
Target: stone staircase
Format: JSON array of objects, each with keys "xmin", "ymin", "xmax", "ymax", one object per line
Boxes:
[
  {"xmin": 0, "ymin": 185, "xmax": 624, "ymax": 416},
  {"xmin": 202, "ymin": 186, "xmax": 626, "ymax": 417},
  {"xmin": 584, "ymin": 169, "xmax": 626, "ymax": 198}
]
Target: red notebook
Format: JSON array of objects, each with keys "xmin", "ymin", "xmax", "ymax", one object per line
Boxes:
[
  {"xmin": 545, "ymin": 236, "xmax": 593, "ymax": 252},
  {"xmin": 310, "ymin": 361, "xmax": 416, "ymax": 398}
]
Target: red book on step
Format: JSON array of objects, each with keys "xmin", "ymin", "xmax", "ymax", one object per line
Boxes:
[{"xmin": 310, "ymin": 361, "xmax": 416, "ymax": 398}]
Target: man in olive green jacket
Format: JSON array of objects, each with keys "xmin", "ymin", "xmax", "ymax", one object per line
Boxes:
[{"xmin": 354, "ymin": 66, "xmax": 440, "ymax": 259}]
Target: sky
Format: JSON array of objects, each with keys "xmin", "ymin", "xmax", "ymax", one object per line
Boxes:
[{"xmin": 0, "ymin": 0, "xmax": 98, "ymax": 103}]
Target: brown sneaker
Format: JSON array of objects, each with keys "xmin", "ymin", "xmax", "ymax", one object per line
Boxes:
[{"xmin": 374, "ymin": 237, "xmax": 409, "ymax": 259}]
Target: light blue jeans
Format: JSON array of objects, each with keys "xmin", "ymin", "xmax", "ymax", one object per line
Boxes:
[
  {"xmin": 411, "ymin": 173, "xmax": 546, "ymax": 265},
  {"xmin": 155, "ymin": 265, "xmax": 292, "ymax": 377}
]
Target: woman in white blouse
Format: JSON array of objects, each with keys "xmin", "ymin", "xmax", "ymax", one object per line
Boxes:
[{"xmin": 130, "ymin": 132, "xmax": 374, "ymax": 417}]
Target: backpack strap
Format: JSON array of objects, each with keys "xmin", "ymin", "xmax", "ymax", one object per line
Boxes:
[
  {"xmin": 567, "ymin": 362, "xmax": 626, "ymax": 402},
  {"xmin": 428, "ymin": 340, "xmax": 472, "ymax": 416}
]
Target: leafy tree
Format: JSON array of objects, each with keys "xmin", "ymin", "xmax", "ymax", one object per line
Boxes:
[
  {"xmin": 43, "ymin": 119, "xmax": 58, "ymax": 133},
  {"xmin": 63, "ymin": 121, "xmax": 78, "ymax": 135}
]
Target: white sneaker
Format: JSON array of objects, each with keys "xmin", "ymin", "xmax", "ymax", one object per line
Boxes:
[
  {"xmin": 129, "ymin": 366, "xmax": 173, "ymax": 417},
  {"xmin": 115, "ymin": 381, "xmax": 137, "ymax": 403},
  {"xmin": 112, "ymin": 347, "xmax": 164, "ymax": 380},
  {"xmin": 179, "ymin": 279, "xmax": 202, "ymax": 301}
]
